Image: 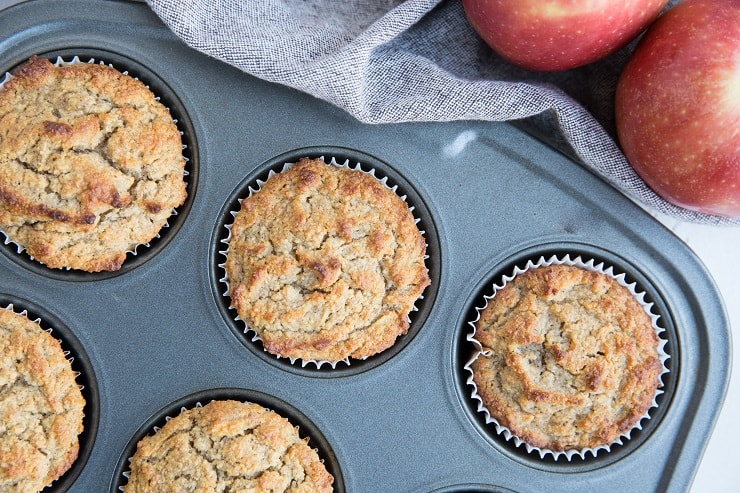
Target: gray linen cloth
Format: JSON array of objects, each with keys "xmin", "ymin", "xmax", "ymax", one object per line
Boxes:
[{"xmin": 147, "ymin": 0, "xmax": 739, "ymax": 225}]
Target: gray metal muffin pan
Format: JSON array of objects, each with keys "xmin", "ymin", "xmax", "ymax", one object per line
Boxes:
[{"xmin": 0, "ymin": 1, "xmax": 731, "ymax": 492}]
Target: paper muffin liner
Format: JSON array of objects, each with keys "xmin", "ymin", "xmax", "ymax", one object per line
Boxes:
[
  {"xmin": 115, "ymin": 392, "xmax": 341, "ymax": 492},
  {"xmin": 218, "ymin": 154, "xmax": 430, "ymax": 370},
  {"xmin": 0, "ymin": 301, "xmax": 95, "ymax": 491},
  {"xmin": 464, "ymin": 254, "xmax": 670, "ymax": 461},
  {"xmin": 0, "ymin": 55, "xmax": 190, "ymax": 273}
]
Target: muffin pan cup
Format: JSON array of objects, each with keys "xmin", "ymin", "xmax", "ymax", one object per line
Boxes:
[
  {"xmin": 0, "ymin": 295, "xmax": 99, "ymax": 493},
  {"xmin": 212, "ymin": 148, "xmax": 440, "ymax": 376},
  {"xmin": 111, "ymin": 388, "xmax": 344, "ymax": 493},
  {"xmin": 0, "ymin": 1, "xmax": 731, "ymax": 492},
  {"xmin": 0, "ymin": 49, "xmax": 197, "ymax": 281},
  {"xmin": 463, "ymin": 254, "xmax": 671, "ymax": 462}
]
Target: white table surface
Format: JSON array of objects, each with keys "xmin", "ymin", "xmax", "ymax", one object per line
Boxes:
[
  {"xmin": 648, "ymin": 212, "xmax": 738, "ymax": 493},
  {"xmin": 0, "ymin": 1, "xmax": 737, "ymax": 491}
]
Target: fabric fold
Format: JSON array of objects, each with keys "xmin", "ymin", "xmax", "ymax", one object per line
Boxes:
[{"xmin": 147, "ymin": 0, "xmax": 739, "ymax": 225}]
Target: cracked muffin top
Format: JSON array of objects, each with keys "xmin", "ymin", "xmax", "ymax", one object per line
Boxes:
[
  {"xmin": 0, "ymin": 55, "xmax": 187, "ymax": 272},
  {"xmin": 470, "ymin": 263, "xmax": 663, "ymax": 452},
  {"xmin": 0, "ymin": 308, "xmax": 85, "ymax": 493},
  {"xmin": 225, "ymin": 157, "xmax": 430, "ymax": 363},
  {"xmin": 125, "ymin": 399, "xmax": 334, "ymax": 493}
]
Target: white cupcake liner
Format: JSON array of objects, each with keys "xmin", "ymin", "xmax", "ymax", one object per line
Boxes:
[
  {"xmin": 464, "ymin": 253, "xmax": 670, "ymax": 461},
  {"xmin": 0, "ymin": 55, "xmax": 188, "ymax": 270},
  {"xmin": 218, "ymin": 155, "xmax": 429, "ymax": 369}
]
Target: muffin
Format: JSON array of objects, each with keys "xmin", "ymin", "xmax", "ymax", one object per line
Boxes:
[
  {"xmin": 0, "ymin": 55, "xmax": 187, "ymax": 272},
  {"xmin": 0, "ymin": 307, "xmax": 86, "ymax": 492},
  {"xmin": 469, "ymin": 262, "xmax": 664, "ymax": 454},
  {"xmin": 225, "ymin": 157, "xmax": 430, "ymax": 363},
  {"xmin": 125, "ymin": 399, "xmax": 334, "ymax": 493}
]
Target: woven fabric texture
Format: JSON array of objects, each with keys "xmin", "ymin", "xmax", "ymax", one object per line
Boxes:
[{"xmin": 147, "ymin": 0, "xmax": 738, "ymax": 225}]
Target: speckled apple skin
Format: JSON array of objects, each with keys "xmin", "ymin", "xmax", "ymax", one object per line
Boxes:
[
  {"xmin": 615, "ymin": 0, "xmax": 740, "ymax": 217},
  {"xmin": 461, "ymin": 0, "xmax": 668, "ymax": 71}
]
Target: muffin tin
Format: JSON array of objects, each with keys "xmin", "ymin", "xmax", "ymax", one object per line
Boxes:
[{"xmin": 0, "ymin": 1, "xmax": 731, "ymax": 492}]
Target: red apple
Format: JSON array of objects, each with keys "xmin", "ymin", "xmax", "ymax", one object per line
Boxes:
[
  {"xmin": 615, "ymin": 0, "xmax": 740, "ymax": 217},
  {"xmin": 461, "ymin": 0, "xmax": 668, "ymax": 71}
]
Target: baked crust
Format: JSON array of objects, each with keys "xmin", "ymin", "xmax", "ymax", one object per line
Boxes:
[
  {"xmin": 471, "ymin": 264, "xmax": 663, "ymax": 451},
  {"xmin": 0, "ymin": 308, "xmax": 85, "ymax": 492},
  {"xmin": 125, "ymin": 400, "xmax": 334, "ymax": 493},
  {"xmin": 0, "ymin": 56, "xmax": 187, "ymax": 272},
  {"xmin": 225, "ymin": 158, "xmax": 430, "ymax": 362}
]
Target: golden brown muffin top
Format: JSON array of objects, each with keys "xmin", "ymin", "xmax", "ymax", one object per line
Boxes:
[
  {"xmin": 125, "ymin": 400, "xmax": 334, "ymax": 493},
  {"xmin": 0, "ymin": 56, "xmax": 187, "ymax": 272},
  {"xmin": 225, "ymin": 158, "xmax": 430, "ymax": 362},
  {"xmin": 0, "ymin": 308, "xmax": 85, "ymax": 492},
  {"xmin": 470, "ymin": 264, "xmax": 663, "ymax": 452}
]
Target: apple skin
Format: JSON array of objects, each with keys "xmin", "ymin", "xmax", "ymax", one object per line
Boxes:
[
  {"xmin": 461, "ymin": 0, "xmax": 668, "ymax": 71},
  {"xmin": 615, "ymin": 0, "xmax": 740, "ymax": 217}
]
